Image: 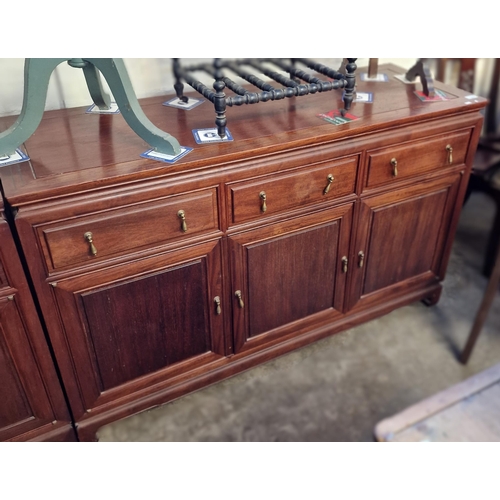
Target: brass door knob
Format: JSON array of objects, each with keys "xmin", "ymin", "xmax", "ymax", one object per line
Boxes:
[
  {"xmin": 235, "ymin": 290, "xmax": 245, "ymax": 308},
  {"xmin": 341, "ymin": 256, "xmax": 348, "ymax": 273},
  {"xmin": 446, "ymin": 144, "xmax": 453, "ymax": 164},
  {"xmin": 358, "ymin": 250, "xmax": 365, "ymax": 268},
  {"xmin": 214, "ymin": 296, "xmax": 222, "ymax": 315}
]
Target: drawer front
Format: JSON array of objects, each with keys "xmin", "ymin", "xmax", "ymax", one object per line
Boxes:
[
  {"xmin": 366, "ymin": 130, "xmax": 471, "ymax": 188},
  {"xmin": 40, "ymin": 189, "xmax": 219, "ymax": 270},
  {"xmin": 228, "ymin": 156, "xmax": 358, "ymax": 225}
]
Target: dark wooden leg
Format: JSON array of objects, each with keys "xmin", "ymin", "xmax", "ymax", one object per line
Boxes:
[
  {"xmin": 405, "ymin": 59, "xmax": 436, "ymax": 98},
  {"xmin": 340, "ymin": 59, "xmax": 357, "ymax": 116},
  {"xmin": 422, "ymin": 285, "xmax": 442, "ymax": 306},
  {"xmin": 213, "ymin": 58, "xmax": 227, "ymax": 138},
  {"xmin": 486, "ymin": 59, "xmax": 500, "ymax": 136},
  {"xmin": 483, "ymin": 194, "xmax": 500, "ymax": 277},
  {"xmin": 368, "ymin": 58, "xmax": 379, "ymax": 78},
  {"xmin": 461, "ymin": 234, "xmax": 500, "ymax": 364}
]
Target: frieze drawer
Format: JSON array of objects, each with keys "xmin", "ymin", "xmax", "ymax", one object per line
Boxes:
[
  {"xmin": 227, "ymin": 156, "xmax": 358, "ymax": 225},
  {"xmin": 38, "ymin": 188, "xmax": 219, "ymax": 271},
  {"xmin": 365, "ymin": 129, "xmax": 472, "ymax": 189}
]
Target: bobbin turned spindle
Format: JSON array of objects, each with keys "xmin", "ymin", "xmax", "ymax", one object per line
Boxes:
[{"xmin": 171, "ymin": 58, "xmax": 357, "ymax": 138}]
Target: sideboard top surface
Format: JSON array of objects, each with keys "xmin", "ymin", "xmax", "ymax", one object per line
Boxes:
[{"xmin": 0, "ymin": 64, "xmax": 487, "ymax": 205}]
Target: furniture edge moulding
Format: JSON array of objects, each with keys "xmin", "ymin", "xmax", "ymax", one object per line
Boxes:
[{"xmin": 0, "ymin": 107, "xmax": 487, "ymax": 210}]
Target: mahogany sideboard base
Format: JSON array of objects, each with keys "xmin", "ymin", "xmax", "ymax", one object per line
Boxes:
[
  {"xmin": 0, "ymin": 64, "xmax": 487, "ymax": 441},
  {"xmin": 8, "ymin": 423, "xmax": 77, "ymax": 442},
  {"xmin": 79, "ymin": 283, "xmax": 442, "ymax": 442}
]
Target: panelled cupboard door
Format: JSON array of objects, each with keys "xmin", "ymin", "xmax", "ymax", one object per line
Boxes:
[
  {"xmin": 0, "ymin": 295, "xmax": 60, "ymax": 440},
  {"xmin": 347, "ymin": 172, "xmax": 463, "ymax": 310},
  {"xmin": 229, "ymin": 203, "xmax": 354, "ymax": 353},
  {"xmin": 48, "ymin": 239, "xmax": 225, "ymax": 418},
  {"xmin": 0, "ymin": 216, "xmax": 72, "ymax": 442}
]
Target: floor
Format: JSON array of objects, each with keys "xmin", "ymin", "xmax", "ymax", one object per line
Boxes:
[
  {"xmin": 98, "ymin": 189, "xmax": 500, "ymax": 442},
  {"xmin": 374, "ymin": 363, "xmax": 500, "ymax": 441}
]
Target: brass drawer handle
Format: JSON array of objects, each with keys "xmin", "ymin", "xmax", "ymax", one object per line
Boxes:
[
  {"xmin": 214, "ymin": 296, "xmax": 222, "ymax": 315},
  {"xmin": 341, "ymin": 256, "xmax": 348, "ymax": 273},
  {"xmin": 177, "ymin": 209, "xmax": 187, "ymax": 232},
  {"xmin": 323, "ymin": 174, "xmax": 335, "ymax": 195},
  {"xmin": 390, "ymin": 158, "xmax": 398, "ymax": 177},
  {"xmin": 84, "ymin": 232, "xmax": 97, "ymax": 256},
  {"xmin": 235, "ymin": 290, "xmax": 245, "ymax": 308},
  {"xmin": 446, "ymin": 144, "xmax": 453, "ymax": 164},
  {"xmin": 358, "ymin": 250, "xmax": 365, "ymax": 268},
  {"xmin": 259, "ymin": 191, "xmax": 267, "ymax": 213}
]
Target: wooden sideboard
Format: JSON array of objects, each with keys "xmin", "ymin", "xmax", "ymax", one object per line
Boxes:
[
  {"xmin": 0, "ymin": 198, "xmax": 75, "ymax": 441},
  {"xmin": 0, "ymin": 64, "xmax": 487, "ymax": 441}
]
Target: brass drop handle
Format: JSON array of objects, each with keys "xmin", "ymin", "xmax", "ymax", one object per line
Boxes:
[
  {"xmin": 214, "ymin": 296, "xmax": 222, "ymax": 315},
  {"xmin": 358, "ymin": 250, "xmax": 365, "ymax": 268},
  {"xmin": 323, "ymin": 174, "xmax": 335, "ymax": 195},
  {"xmin": 259, "ymin": 191, "xmax": 267, "ymax": 213},
  {"xmin": 446, "ymin": 144, "xmax": 453, "ymax": 164},
  {"xmin": 390, "ymin": 158, "xmax": 398, "ymax": 177},
  {"xmin": 235, "ymin": 290, "xmax": 245, "ymax": 308},
  {"xmin": 84, "ymin": 232, "xmax": 97, "ymax": 256},
  {"xmin": 342, "ymin": 256, "xmax": 348, "ymax": 273},
  {"xmin": 177, "ymin": 210, "xmax": 187, "ymax": 232}
]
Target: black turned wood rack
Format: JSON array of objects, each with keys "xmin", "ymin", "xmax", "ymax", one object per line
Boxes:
[{"xmin": 172, "ymin": 58, "xmax": 358, "ymax": 138}]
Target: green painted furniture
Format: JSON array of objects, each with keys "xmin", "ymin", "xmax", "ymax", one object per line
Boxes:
[{"xmin": 0, "ymin": 58, "xmax": 181, "ymax": 157}]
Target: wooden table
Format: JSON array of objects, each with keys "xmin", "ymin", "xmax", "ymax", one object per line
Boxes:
[{"xmin": 374, "ymin": 363, "xmax": 500, "ymax": 442}]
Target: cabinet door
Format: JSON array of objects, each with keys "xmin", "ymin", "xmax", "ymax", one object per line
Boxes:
[
  {"xmin": 347, "ymin": 172, "xmax": 463, "ymax": 310},
  {"xmin": 0, "ymin": 296, "xmax": 60, "ymax": 440},
  {"xmin": 48, "ymin": 240, "xmax": 226, "ymax": 418},
  {"xmin": 229, "ymin": 204, "xmax": 353, "ymax": 353}
]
